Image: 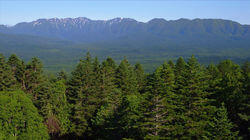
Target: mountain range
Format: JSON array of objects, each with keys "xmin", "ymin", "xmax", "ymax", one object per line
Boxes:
[
  {"xmin": 0, "ymin": 17, "xmax": 250, "ymax": 72},
  {"xmin": 1, "ymin": 17, "xmax": 250, "ymax": 42}
]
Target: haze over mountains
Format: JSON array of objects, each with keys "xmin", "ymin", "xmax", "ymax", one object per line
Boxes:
[{"xmin": 0, "ymin": 17, "xmax": 250, "ymax": 72}]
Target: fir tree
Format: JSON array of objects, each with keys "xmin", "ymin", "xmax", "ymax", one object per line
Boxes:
[
  {"xmin": 68, "ymin": 53, "xmax": 102, "ymax": 137},
  {"xmin": 179, "ymin": 55, "xmax": 216, "ymax": 138},
  {"xmin": 24, "ymin": 57, "xmax": 45, "ymax": 102},
  {"xmin": 116, "ymin": 58, "xmax": 138, "ymax": 95},
  {"xmin": 206, "ymin": 64, "xmax": 221, "ymax": 101},
  {"xmin": 0, "ymin": 54, "xmax": 17, "ymax": 91},
  {"xmin": 134, "ymin": 63, "xmax": 145, "ymax": 92},
  {"xmin": 174, "ymin": 57, "xmax": 186, "ymax": 95},
  {"xmin": 216, "ymin": 60, "xmax": 244, "ymax": 128},
  {"xmin": 91, "ymin": 57, "xmax": 121, "ymax": 139},
  {"xmin": 210, "ymin": 103, "xmax": 238, "ymax": 139},
  {"xmin": 7, "ymin": 54, "xmax": 26, "ymax": 89},
  {"xmin": 141, "ymin": 63, "xmax": 181, "ymax": 139}
]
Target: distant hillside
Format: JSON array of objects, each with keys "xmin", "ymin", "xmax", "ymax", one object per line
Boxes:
[
  {"xmin": 0, "ymin": 17, "xmax": 250, "ymax": 72},
  {"xmin": 1, "ymin": 17, "xmax": 250, "ymax": 42}
]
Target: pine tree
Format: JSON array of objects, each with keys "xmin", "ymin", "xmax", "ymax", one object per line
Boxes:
[
  {"xmin": 174, "ymin": 57, "xmax": 186, "ymax": 95},
  {"xmin": 179, "ymin": 55, "xmax": 217, "ymax": 138},
  {"xmin": 92, "ymin": 57, "xmax": 103, "ymax": 105},
  {"xmin": 24, "ymin": 57, "xmax": 45, "ymax": 102},
  {"xmin": 7, "ymin": 54, "xmax": 26, "ymax": 89},
  {"xmin": 91, "ymin": 57, "xmax": 121, "ymax": 139},
  {"xmin": 141, "ymin": 62, "xmax": 181, "ymax": 139},
  {"xmin": 116, "ymin": 58, "xmax": 138, "ymax": 95},
  {"xmin": 174, "ymin": 57, "xmax": 186, "ymax": 77},
  {"xmin": 206, "ymin": 64, "xmax": 221, "ymax": 101},
  {"xmin": 210, "ymin": 103, "xmax": 238, "ymax": 139},
  {"xmin": 0, "ymin": 54, "xmax": 17, "ymax": 91},
  {"xmin": 103, "ymin": 58, "xmax": 142, "ymax": 139},
  {"xmin": 68, "ymin": 53, "xmax": 102, "ymax": 137},
  {"xmin": 134, "ymin": 63, "xmax": 145, "ymax": 92},
  {"xmin": 216, "ymin": 60, "xmax": 244, "ymax": 129}
]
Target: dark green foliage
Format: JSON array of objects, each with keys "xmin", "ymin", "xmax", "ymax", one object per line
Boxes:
[
  {"xmin": 206, "ymin": 64, "xmax": 221, "ymax": 99},
  {"xmin": 141, "ymin": 63, "xmax": 180, "ymax": 139},
  {"xmin": 0, "ymin": 90, "xmax": 49, "ymax": 140},
  {"xmin": 116, "ymin": 58, "xmax": 138, "ymax": 95},
  {"xmin": 40, "ymin": 80, "xmax": 71, "ymax": 137},
  {"xmin": 210, "ymin": 103, "xmax": 238, "ymax": 139},
  {"xmin": 90, "ymin": 57, "xmax": 122, "ymax": 139},
  {"xmin": 7, "ymin": 54, "xmax": 26, "ymax": 89},
  {"xmin": 68, "ymin": 53, "xmax": 109, "ymax": 137},
  {"xmin": 238, "ymin": 61, "xmax": 250, "ymax": 138},
  {"xmin": 57, "ymin": 70, "xmax": 67, "ymax": 81},
  {"xmin": 216, "ymin": 60, "xmax": 244, "ymax": 126},
  {"xmin": 174, "ymin": 57, "xmax": 186, "ymax": 93},
  {"xmin": 0, "ymin": 54, "xmax": 17, "ymax": 91},
  {"xmin": 134, "ymin": 63, "xmax": 145, "ymax": 92},
  {"xmin": 177, "ymin": 56, "xmax": 218, "ymax": 138},
  {"xmin": 25, "ymin": 57, "xmax": 46, "ymax": 101},
  {"xmin": 67, "ymin": 52, "xmax": 96, "ymax": 136},
  {"xmin": 0, "ymin": 53, "xmax": 247, "ymax": 139},
  {"xmin": 115, "ymin": 94, "xmax": 143, "ymax": 139},
  {"xmin": 168, "ymin": 60, "xmax": 175, "ymax": 69}
]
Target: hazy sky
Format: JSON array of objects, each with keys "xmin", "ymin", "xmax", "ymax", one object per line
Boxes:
[{"xmin": 1, "ymin": 0, "xmax": 250, "ymax": 25}]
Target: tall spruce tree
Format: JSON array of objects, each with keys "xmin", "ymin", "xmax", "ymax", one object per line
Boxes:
[
  {"xmin": 134, "ymin": 63, "xmax": 145, "ymax": 92},
  {"xmin": 0, "ymin": 54, "xmax": 17, "ymax": 91},
  {"xmin": 116, "ymin": 58, "xmax": 138, "ymax": 95},
  {"xmin": 141, "ymin": 62, "xmax": 181, "ymax": 139},
  {"xmin": 104, "ymin": 58, "xmax": 142, "ymax": 139},
  {"xmin": 24, "ymin": 57, "xmax": 45, "ymax": 102},
  {"xmin": 216, "ymin": 60, "xmax": 244, "ymax": 129},
  {"xmin": 68, "ymin": 53, "xmax": 103, "ymax": 137},
  {"xmin": 210, "ymin": 103, "xmax": 238, "ymax": 139},
  {"xmin": 91, "ymin": 57, "xmax": 122, "ymax": 139},
  {"xmin": 7, "ymin": 54, "xmax": 26, "ymax": 89},
  {"xmin": 179, "ymin": 55, "xmax": 217, "ymax": 138},
  {"xmin": 174, "ymin": 57, "xmax": 187, "ymax": 96},
  {"xmin": 206, "ymin": 64, "xmax": 221, "ymax": 101}
]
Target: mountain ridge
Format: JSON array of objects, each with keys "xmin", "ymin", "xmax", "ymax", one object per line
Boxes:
[
  {"xmin": 0, "ymin": 17, "xmax": 250, "ymax": 72},
  {"xmin": 1, "ymin": 17, "xmax": 250, "ymax": 42},
  {"xmin": 1, "ymin": 17, "xmax": 249, "ymax": 26}
]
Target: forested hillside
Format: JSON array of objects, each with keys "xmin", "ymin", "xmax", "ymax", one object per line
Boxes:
[
  {"xmin": 0, "ymin": 18, "xmax": 250, "ymax": 72},
  {"xmin": 0, "ymin": 53, "xmax": 249, "ymax": 139}
]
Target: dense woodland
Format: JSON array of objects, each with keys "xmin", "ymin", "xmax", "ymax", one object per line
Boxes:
[{"xmin": 0, "ymin": 53, "xmax": 249, "ymax": 140}]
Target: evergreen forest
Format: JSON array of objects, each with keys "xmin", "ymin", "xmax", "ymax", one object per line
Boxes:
[{"xmin": 0, "ymin": 53, "xmax": 249, "ymax": 140}]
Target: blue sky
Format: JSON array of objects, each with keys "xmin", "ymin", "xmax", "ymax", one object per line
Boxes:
[{"xmin": 0, "ymin": 0, "xmax": 250, "ymax": 25}]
